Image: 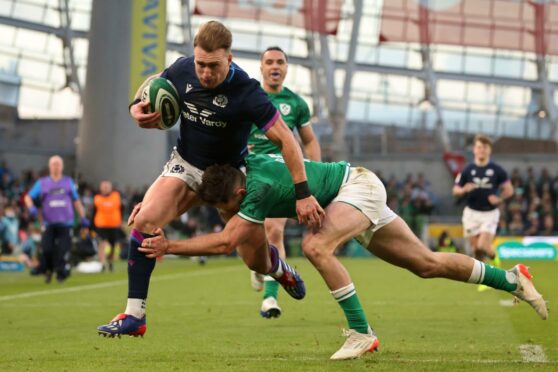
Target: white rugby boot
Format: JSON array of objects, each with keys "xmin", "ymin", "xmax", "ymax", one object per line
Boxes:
[
  {"xmin": 330, "ymin": 327, "xmax": 379, "ymax": 360},
  {"xmin": 510, "ymin": 264, "xmax": 548, "ymax": 320}
]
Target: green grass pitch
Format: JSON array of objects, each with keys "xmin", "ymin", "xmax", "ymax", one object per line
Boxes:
[{"xmin": 0, "ymin": 258, "xmax": 556, "ymax": 371}]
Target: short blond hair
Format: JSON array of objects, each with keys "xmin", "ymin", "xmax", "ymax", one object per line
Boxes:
[
  {"xmin": 474, "ymin": 134, "xmax": 493, "ymax": 148},
  {"xmin": 194, "ymin": 21, "xmax": 232, "ymax": 52}
]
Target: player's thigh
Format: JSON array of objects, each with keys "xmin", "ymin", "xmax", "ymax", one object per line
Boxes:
[
  {"xmin": 135, "ymin": 176, "xmax": 199, "ymax": 230},
  {"xmin": 264, "ymin": 218, "xmax": 287, "ymax": 243},
  {"xmin": 303, "ymin": 202, "xmax": 371, "ymax": 254},
  {"xmin": 368, "ymin": 217, "xmax": 434, "ymax": 270}
]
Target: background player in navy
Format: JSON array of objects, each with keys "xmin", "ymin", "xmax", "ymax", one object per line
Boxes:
[
  {"xmin": 97, "ymin": 21, "xmax": 323, "ymax": 337},
  {"xmin": 24, "ymin": 155, "xmax": 89, "ymax": 283},
  {"xmin": 453, "ymin": 135, "xmax": 513, "ymax": 266}
]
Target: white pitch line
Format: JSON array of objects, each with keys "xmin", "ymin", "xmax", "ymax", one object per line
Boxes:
[
  {"xmin": 519, "ymin": 344, "xmax": 548, "ymax": 363},
  {"xmin": 0, "ymin": 266, "xmax": 241, "ymax": 302},
  {"xmin": 234, "ymin": 357, "xmax": 556, "ymax": 364}
]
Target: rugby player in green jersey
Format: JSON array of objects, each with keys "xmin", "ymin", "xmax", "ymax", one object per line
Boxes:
[
  {"xmin": 248, "ymin": 46, "xmax": 321, "ymax": 318},
  {"xmin": 139, "ymin": 154, "xmax": 548, "ymax": 360}
]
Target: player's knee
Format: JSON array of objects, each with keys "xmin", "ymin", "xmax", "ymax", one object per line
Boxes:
[
  {"xmin": 302, "ymin": 236, "xmax": 333, "ymax": 262},
  {"xmin": 132, "ymin": 211, "xmax": 157, "ymax": 234}
]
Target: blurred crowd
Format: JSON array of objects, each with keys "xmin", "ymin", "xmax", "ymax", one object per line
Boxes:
[
  {"xmin": 381, "ymin": 172, "xmax": 437, "ymax": 235},
  {"xmin": 0, "ymin": 160, "xmax": 224, "ymax": 268},
  {"xmin": 498, "ymin": 167, "xmax": 558, "ymax": 236},
  {"xmin": 2, "ymin": 159, "xmax": 556, "ymax": 269}
]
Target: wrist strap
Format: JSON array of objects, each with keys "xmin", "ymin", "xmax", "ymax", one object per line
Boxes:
[
  {"xmin": 294, "ymin": 181, "xmax": 311, "ymax": 200},
  {"xmin": 128, "ymin": 98, "xmax": 141, "ymax": 111}
]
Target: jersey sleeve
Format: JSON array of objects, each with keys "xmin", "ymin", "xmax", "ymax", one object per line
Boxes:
[
  {"xmin": 296, "ymin": 96, "xmax": 311, "ymax": 129},
  {"xmin": 69, "ymin": 179, "xmax": 79, "ymax": 201},
  {"xmin": 244, "ymin": 80, "xmax": 279, "ymax": 133},
  {"xmin": 455, "ymin": 165, "xmax": 469, "ymax": 186},
  {"xmin": 27, "ymin": 180, "xmax": 41, "ymax": 201},
  {"xmin": 237, "ymin": 181, "xmax": 274, "ymax": 224},
  {"xmin": 495, "ymin": 165, "xmax": 509, "ymax": 186}
]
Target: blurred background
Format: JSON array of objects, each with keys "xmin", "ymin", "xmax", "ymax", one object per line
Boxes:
[{"xmin": 1, "ymin": 0, "xmax": 557, "ymax": 270}]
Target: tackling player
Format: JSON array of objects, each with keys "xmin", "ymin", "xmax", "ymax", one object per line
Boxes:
[
  {"xmin": 139, "ymin": 154, "xmax": 547, "ymax": 360},
  {"xmin": 453, "ymin": 135, "xmax": 513, "ymax": 270},
  {"xmin": 97, "ymin": 21, "xmax": 324, "ymax": 337},
  {"xmin": 248, "ymin": 46, "xmax": 321, "ymax": 318}
]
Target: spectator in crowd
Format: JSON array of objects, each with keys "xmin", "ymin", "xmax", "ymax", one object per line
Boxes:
[
  {"xmin": 19, "ymin": 222, "xmax": 41, "ymax": 269},
  {"xmin": 0, "ymin": 203, "xmax": 19, "ymax": 254},
  {"xmin": 508, "ymin": 211, "xmax": 525, "ymax": 236}
]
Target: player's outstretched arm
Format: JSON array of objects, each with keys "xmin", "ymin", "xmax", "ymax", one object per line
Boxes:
[
  {"xmin": 138, "ymin": 216, "xmax": 264, "ymax": 258},
  {"xmin": 264, "ymin": 117, "xmax": 325, "ymax": 230},
  {"xmin": 129, "ymin": 73, "xmax": 162, "ymax": 129}
]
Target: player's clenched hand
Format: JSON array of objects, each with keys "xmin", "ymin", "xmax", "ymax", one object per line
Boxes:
[
  {"xmin": 296, "ymin": 196, "xmax": 325, "ymax": 231},
  {"xmin": 128, "ymin": 202, "xmax": 142, "ymax": 226},
  {"xmin": 488, "ymin": 194, "xmax": 501, "ymax": 206},
  {"xmin": 130, "ymin": 101, "xmax": 160, "ymax": 129},
  {"xmin": 138, "ymin": 228, "xmax": 168, "ymax": 258},
  {"xmin": 462, "ymin": 182, "xmax": 476, "ymax": 193}
]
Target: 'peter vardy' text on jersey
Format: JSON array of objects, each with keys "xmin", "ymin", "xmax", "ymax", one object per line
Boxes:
[
  {"xmin": 161, "ymin": 57, "xmax": 279, "ymax": 170},
  {"xmin": 455, "ymin": 161, "xmax": 509, "ymax": 211}
]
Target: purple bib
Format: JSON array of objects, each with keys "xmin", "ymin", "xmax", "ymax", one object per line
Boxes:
[{"xmin": 40, "ymin": 176, "xmax": 75, "ymax": 224}]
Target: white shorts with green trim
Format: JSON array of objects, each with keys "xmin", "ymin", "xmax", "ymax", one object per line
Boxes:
[
  {"xmin": 331, "ymin": 167, "xmax": 397, "ymax": 247},
  {"xmin": 159, "ymin": 147, "xmax": 204, "ymax": 192}
]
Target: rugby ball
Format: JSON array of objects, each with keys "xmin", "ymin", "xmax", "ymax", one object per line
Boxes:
[{"xmin": 141, "ymin": 77, "xmax": 181, "ymax": 130}]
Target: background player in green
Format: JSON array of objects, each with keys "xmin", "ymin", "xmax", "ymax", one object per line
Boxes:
[
  {"xmin": 248, "ymin": 46, "xmax": 321, "ymax": 318},
  {"xmin": 138, "ymin": 154, "xmax": 548, "ymax": 360}
]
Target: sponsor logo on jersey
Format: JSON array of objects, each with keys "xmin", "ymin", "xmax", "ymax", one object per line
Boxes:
[
  {"xmin": 279, "ymin": 103, "xmax": 291, "ymax": 116},
  {"xmin": 182, "ymin": 101, "xmax": 227, "ymax": 128},
  {"xmin": 186, "ymin": 84, "xmax": 193, "ymax": 93},
  {"xmin": 213, "ymin": 94, "xmax": 228, "ymax": 108},
  {"xmin": 472, "ymin": 176, "xmax": 492, "ymax": 189}
]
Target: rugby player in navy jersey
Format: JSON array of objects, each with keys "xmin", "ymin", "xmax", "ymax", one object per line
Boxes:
[
  {"xmin": 453, "ymin": 135, "xmax": 514, "ymax": 270},
  {"xmin": 97, "ymin": 21, "xmax": 323, "ymax": 337}
]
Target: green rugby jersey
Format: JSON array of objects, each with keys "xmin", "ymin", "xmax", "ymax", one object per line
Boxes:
[
  {"xmin": 248, "ymin": 87, "xmax": 311, "ymax": 154},
  {"xmin": 238, "ymin": 154, "xmax": 350, "ymax": 224}
]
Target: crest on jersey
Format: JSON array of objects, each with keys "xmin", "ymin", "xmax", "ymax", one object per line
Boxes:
[
  {"xmin": 186, "ymin": 84, "xmax": 193, "ymax": 93},
  {"xmin": 486, "ymin": 168, "xmax": 494, "ymax": 176},
  {"xmin": 171, "ymin": 165, "xmax": 185, "ymax": 174},
  {"xmin": 213, "ymin": 94, "xmax": 228, "ymax": 108},
  {"xmin": 471, "ymin": 169, "xmax": 476, "ymax": 176},
  {"xmin": 279, "ymin": 103, "xmax": 291, "ymax": 116}
]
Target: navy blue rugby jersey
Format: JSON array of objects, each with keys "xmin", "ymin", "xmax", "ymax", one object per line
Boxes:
[
  {"xmin": 455, "ymin": 161, "xmax": 509, "ymax": 211},
  {"xmin": 161, "ymin": 57, "xmax": 279, "ymax": 170}
]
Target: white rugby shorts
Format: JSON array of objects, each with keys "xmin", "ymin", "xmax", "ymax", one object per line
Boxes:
[
  {"xmin": 462, "ymin": 206, "xmax": 500, "ymax": 237},
  {"xmin": 159, "ymin": 147, "xmax": 204, "ymax": 192},
  {"xmin": 332, "ymin": 167, "xmax": 398, "ymax": 247}
]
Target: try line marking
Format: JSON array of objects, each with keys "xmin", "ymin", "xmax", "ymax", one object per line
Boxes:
[{"xmin": 0, "ymin": 266, "xmax": 241, "ymax": 302}]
